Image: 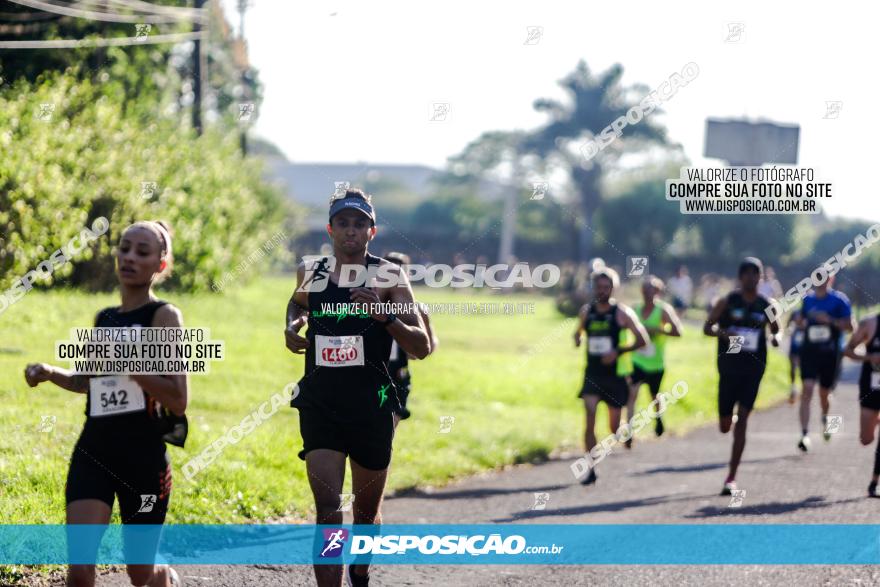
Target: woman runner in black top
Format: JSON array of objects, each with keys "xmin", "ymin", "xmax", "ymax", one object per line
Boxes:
[
  {"xmin": 285, "ymin": 189, "xmax": 429, "ymax": 587},
  {"xmin": 843, "ymin": 314, "xmax": 880, "ymax": 497},
  {"xmin": 704, "ymin": 257, "xmax": 780, "ymax": 496},
  {"xmin": 24, "ymin": 221, "xmax": 186, "ymax": 587}
]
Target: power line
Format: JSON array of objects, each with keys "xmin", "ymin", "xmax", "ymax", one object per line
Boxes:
[
  {"xmin": 75, "ymin": 0, "xmax": 204, "ymax": 19},
  {"xmin": 6, "ymin": 0, "xmax": 205, "ymax": 24},
  {"xmin": 0, "ymin": 9, "xmax": 60, "ymax": 21},
  {"xmin": 0, "ymin": 29, "xmax": 203, "ymax": 47}
]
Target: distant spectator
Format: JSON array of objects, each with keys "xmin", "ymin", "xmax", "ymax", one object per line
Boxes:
[
  {"xmin": 699, "ymin": 273, "xmax": 723, "ymax": 313},
  {"xmin": 667, "ymin": 265, "xmax": 693, "ymax": 313},
  {"xmin": 758, "ymin": 266, "xmax": 784, "ymax": 300}
]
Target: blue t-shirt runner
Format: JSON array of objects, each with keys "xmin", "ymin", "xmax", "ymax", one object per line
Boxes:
[
  {"xmin": 799, "ymin": 287, "xmax": 852, "ymax": 388},
  {"xmin": 796, "ymin": 282, "xmax": 853, "ymax": 451}
]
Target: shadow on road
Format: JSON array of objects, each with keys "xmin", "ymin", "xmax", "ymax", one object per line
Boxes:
[
  {"xmin": 684, "ymin": 495, "xmax": 864, "ymax": 518},
  {"xmin": 389, "ymin": 483, "xmax": 570, "ymax": 501},
  {"xmin": 492, "ymin": 493, "xmax": 712, "ymax": 522},
  {"xmin": 634, "ymin": 455, "xmax": 792, "ymax": 475}
]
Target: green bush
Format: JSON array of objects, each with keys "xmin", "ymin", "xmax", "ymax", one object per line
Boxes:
[{"xmin": 0, "ymin": 72, "xmax": 292, "ymax": 292}]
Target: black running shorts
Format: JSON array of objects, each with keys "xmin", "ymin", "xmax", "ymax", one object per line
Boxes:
[
  {"xmin": 296, "ymin": 407, "xmax": 395, "ymax": 471},
  {"xmin": 860, "ymin": 385, "xmax": 880, "ymax": 411},
  {"xmin": 579, "ymin": 374, "xmax": 629, "ymax": 408},
  {"xmin": 631, "ymin": 366, "xmax": 665, "ymax": 397},
  {"xmin": 718, "ymin": 363, "xmax": 765, "ymax": 417},
  {"xmin": 65, "ymin": 440, "xmax": 171, "ymax": 524},
  {"xmin": 799, "ymin": 349, "xmax": 842, "ymax": 389}
]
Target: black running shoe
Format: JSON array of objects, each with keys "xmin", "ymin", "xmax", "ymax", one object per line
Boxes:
[
  {"xmin": 398, "ymin": 406, "xmax": 411, "ymax": 420},
  {"xmin": 624, "ymin": 438, "xmax": 633, "ymax": 450},
  {"xmin": 655, "ymin": 418, "xmax": 665, "ymax": 437},
  {"xmin": 869, "ymin": 481, "xmax": 878, "ymax": 498},
  {"xmin": 347, "ymin": 565, "xmax": 369, "ymax": 587},
  {"xmin": 580, "ymin": 469, "xmax": 597, "ymax": 486}
]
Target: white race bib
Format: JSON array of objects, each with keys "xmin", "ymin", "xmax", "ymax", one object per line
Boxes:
[
  {"xmin": 730, "ymin": 327, "xmax": 760, "ymax": 352},
  {"xmin": 807, "ymin": 325, "xmax": 832, "ymax": 343},
  {"xmin": 316, "ymin": 335, "xmax": 365, "ymax": 367},
  {"xmin": 389, "ymin": 340, "xmax": 399, "ymax": 362},
  {"xmin": 588, "ymin": 336, "xmax": 613, "ymax": 355},
  {"xmin": 89, "ymin": 376, "xmax": 146, "ymax": 417},
  {"xmin": 871, "ymin": 371, "xmax": 880, "ymax": 391}
]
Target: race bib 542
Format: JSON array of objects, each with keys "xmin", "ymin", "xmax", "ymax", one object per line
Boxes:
[{"xmin": 89, "ymin": 376, "xmax": 146, "ymax": 417}]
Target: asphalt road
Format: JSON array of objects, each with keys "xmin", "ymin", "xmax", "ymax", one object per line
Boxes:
[{"xmin": 30, "ymin": 363, "xmax": 880, "ymax": 586}]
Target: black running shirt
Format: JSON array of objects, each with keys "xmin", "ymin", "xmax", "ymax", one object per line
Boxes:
[
  {"xmin": 584, "ymin": 302, "xmax": 622, "ymax": 378},
  {"xmin": 292, "ymin": 253, "xmax": 399, "ymax": 421},
  {"xmin": 717, "ymin": 291, "xmax": 771, "ymax": 363}
]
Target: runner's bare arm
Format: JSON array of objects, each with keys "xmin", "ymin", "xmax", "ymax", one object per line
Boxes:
[
  {"xmin": 24, "ymin": 364, "xmax": 88, "ymax": 393},
  {"xmin": 617, "ymin": 304, "xmax": 649, "ymax": 353},
  {"xmin": 837, "ymin": 314, "xmax": 856, "ymax": 333},
  {"xmin": 285, "ymin": 263, "xmax": 310, "ymax": 355},
  {"xmin": 767, "ymin": 311, "xmax": 781, "ymax": 347},
  {"xmin": 703, "ymin": 296, "xmax": 728, "ymax": 338},
  {"xmin": 351, "ymin": 262, "xmax": 430, "ymax": 359},
  {"xmin": 661, "ymin": 303, "xmax": 684, "ymax": 337},
  {"xmin": 385, "ymin": 265, "xmax": 430, "ymax": 359},
  {"xmin": 420, "ymin": 304, "xmax": 438, "ymax": 355},
  {"xmin": 573, "ymin": 304, "xmax": 588, "ymax": 347},
  {"xmin": 287, "ymin": 262, "xmax": 309, "ymax": 326},
  {"xmin": 23, "ymin": 310, "xmax": 105, "ymax": 393},
  {"xmin": 844, "ymin": 317, "xmax": 876, "ymax": 362},
  {"xmin": 129, "ymin": 304, "xmax": 189, "ymax": 416}
]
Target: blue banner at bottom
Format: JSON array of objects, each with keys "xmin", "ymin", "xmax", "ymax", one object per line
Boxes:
[{"xmin": 2, "ymin": 524, "xmax": 880, "ymax": 565}]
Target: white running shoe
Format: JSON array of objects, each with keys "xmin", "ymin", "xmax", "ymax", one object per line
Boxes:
[{"xmin": 797, "ymin": 435, "xmax": 811, "ymax": 452}]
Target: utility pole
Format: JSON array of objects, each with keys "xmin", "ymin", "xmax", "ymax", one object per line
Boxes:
[
  {"xmin": 192, "ymin": 0, "xmax": 206, "ymax": 135},
  {"xmin": 497, "ymin": 155, "xmax": 522, "ymax": 266},
  {"xmin": 237, "ymin": 0, "xmax": 249, "ymax": 155}
]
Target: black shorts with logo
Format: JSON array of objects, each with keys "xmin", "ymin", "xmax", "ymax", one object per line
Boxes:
[
  {"xmin": 579, "ymin": 374, "xmax": 629, "ymax": 408},
  {"xmin": 718, "ymin": 360, "xmax": 765, "ymax": 417},
  {"xmin": 65, "ymin": 436, "xmax": 171, "ymax": 524},
  {"xmin": 296, "ymin": 407, "xmax": 395, "ymax": 471}
]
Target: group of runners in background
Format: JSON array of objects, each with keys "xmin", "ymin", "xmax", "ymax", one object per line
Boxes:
[
  {"xmin": 18, "ymin": 188, "xmax": 880, "ymax": 587},
  {"xmin": 575, "ymin": 254, "xmax": 880, "ymax": 502}
]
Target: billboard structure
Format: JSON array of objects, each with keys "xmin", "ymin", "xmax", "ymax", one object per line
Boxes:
[{"xmin": 704, "ymin": 118, "xmax": 800, "ymax": 166}]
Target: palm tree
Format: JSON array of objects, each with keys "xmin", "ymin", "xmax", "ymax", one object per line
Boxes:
[{"xmin": 521, "ymin": 60, "xmax": 672, "ymax": 262}]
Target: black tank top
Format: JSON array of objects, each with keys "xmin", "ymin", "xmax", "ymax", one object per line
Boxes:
[
  {"xmin": 584, "ymin": 302, "xmax": 621, "ymax": 378},
  {"xmin": 718, "ymin": 291, "xmax": 771, "ymax": 360},
  {"xmin": 859, "ymin": 316, "xmax": 880, "ymax": 395},
  {"xmin": 79, "ymin": 301, "xmax": 168, "ymax": 451},
  {"xmin": 293, "ymin": 253, "xmax": 399, "ymax": 421}
]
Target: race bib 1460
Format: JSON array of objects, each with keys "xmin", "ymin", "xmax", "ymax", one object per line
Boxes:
[{"xmin": 316, "ymin": 335, "xmax": 365, "ymax": 367}]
